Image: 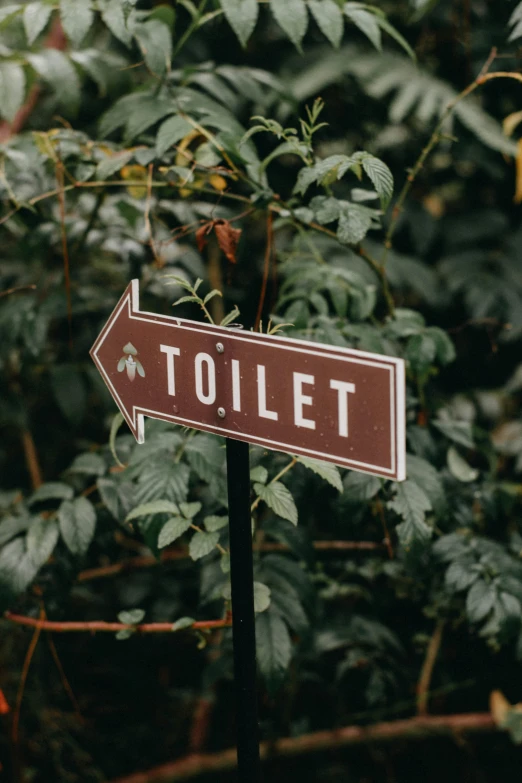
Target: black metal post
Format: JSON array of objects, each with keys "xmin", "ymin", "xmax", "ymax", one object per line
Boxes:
[{"xmin": 226, "ymin": 437, "xmax": 261, "ymax": 783}]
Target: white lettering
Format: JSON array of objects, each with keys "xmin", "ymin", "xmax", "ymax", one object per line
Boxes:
[
  {"xmin": 293, "ymin": 372, "xmax": 315, "ymax": 430},
  {"xmin": 257, "ymin": 365, "xmax": 278, "ymax": 421},
  {"xmin": 160, "ymin": 344, "xmax": 181, "ymax": 396},
  {"xmin": 232, "ymin": 359, "xmax": 241, "ymax": 412},
  {"xmin": 195, "ymin": 353, "xmax": 216, "ymax": 405},
  {"xmin": 330, "ymin": 379, "xmax": 356, "ymax": 437}
]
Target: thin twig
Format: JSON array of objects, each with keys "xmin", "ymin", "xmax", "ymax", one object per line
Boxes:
[
  {"xmin": 251, "ymin": 457, "xmax": 297, "ymax": 512},
  {"xmin": 46, "ymin": 633, "xmax": 83, "ymax": 720},
  {"xmin": 0, "ymin": 284, "xmax": 36, "ymax": 298},
  {"xmin": 4, "ymin": 612, "xmax": 231, "ymax": 634},
  {"xmin": 417, "ymin": 619, "xmax": 446, "ymax": 716},
  {"xmin": 20, "ymin": 429, "xmax": 42, "ymax": 490},
  {"xmin": 383, "ymin": 55, "xmax": 522, "ymax": 262},
  {"xmin": 108, "ymin": 713, "xmax": 497, "ymax": 783},
  {"xmin": 255, "ymin": 211, "xmax": 273, "ymax": 331},
  {"xmin": 11, "ymin": 608, "xmax": 44, "ymax": 745}
]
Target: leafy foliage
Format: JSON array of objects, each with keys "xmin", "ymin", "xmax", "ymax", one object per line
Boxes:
[{"xmin": 2, "ymin": 0, "xmax": 522, "ymax": 781}]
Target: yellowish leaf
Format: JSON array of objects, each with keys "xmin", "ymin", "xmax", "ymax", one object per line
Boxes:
[
  {"xmin": 503, "ymin": 110, "xmax": 522, "ymax": 138},
  {"xmin": 490, "ymin": 689, "xmax": 510, "ymax": 726},
  {"xmin": 514, "ymin": 138, "xmax": 522, "ymax": 204},
  {"xmin": 121, "ymin": 164, "xmax": 147, "ymax": 199}
]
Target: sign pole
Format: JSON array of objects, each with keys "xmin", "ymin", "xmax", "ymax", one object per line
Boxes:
[{"xmin": 226, "ymin": 437, "xmax": 261, "ymax": 783}]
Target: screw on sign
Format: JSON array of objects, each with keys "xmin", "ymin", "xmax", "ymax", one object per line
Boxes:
[{"xmin": 90, "ymin": 280, "xmax": 407, "ymax": 782}]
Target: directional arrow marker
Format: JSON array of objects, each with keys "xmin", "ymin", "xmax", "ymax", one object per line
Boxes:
[{"xmin": 90, "ymin": 280, "xmax": 406, "ymax": 480}]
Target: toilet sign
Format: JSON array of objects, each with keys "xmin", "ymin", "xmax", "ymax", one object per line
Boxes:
[{"xmin": 90, "ymin": 280, "xmax": 406, "ymax": 480}]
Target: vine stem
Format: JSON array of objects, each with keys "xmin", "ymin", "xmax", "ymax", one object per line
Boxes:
[
  {"xmin": 4, "ymin": 612, "xmax": 231, "ymax": 634},
  {"xmin": 417, "ymin": 619, "xmax": 446, "ymax": 716},
  {"xmin": 383, "ymin": 55, "xmax": 522, "ymax": 262},
  {"xmin": 108, "ymin": 713, "xmax": 497, "ymax": 783}
]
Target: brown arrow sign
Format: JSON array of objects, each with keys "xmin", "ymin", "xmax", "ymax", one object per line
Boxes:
[{"xmin": 90, "ymin": 280, "xmax": 406, "ymax": 480}]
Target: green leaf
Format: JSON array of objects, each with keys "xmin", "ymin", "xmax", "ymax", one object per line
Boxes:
[
  {"xmin": 343, "ymin": 470, "xmax": 380, "ymax": 501},
  {"xmin": 375, "ymin": 16, "xmax": 416, "ymax": 60},
  {"xmin": 220, "ymin": 0, "xmax": 258, "ymax": 47},
  {"xmin": 95, "ymin": 149, "xmax": 134, "ymax": 180},
  {"xmin": 26, "ymin": 517, "xmax": 59, "ymax": 568},
  {"xmin": 359, "ymin": 154, "xmax": 394, "ymax": 208},
  {"xmin": 204, "ymin": 515, "xmax": 228, "ymax": 532},
  {"xmin": 189, "ymin": 530, "xmax": 220, "ymax": 560},
  {"xmin": 406, "ymin": 333, "xmax": 437, "ymax": 376},
  {"xmin": 256, "ymin": 608, "xmax": 292, "ymax": 693},
  {"xmin": 50, "ymin": 364, "xmax": 87, "ymax": 424},
  {"xmin": 387, "ymin": 480, "xmax": 432, "ymax": 546},
  {"xmin": 270, "ymin": 0, "xmax": 309, "ymax": 50},
  {"xmin": 118, "ymin": 608, "xmax": 145, "ymax": 624},
  {"xmin": 447, "ymin": 446, "xmax": 479, "ymax": 483},
  {"xmin": 157, "ymin": 516, "xmax": 192, "ymax": 548},
  {"xmin": 445, "ymin": 559, "xmax": 479, "ymax": 592},
  {"xmin": 337, "ymin": 202, "xmax": 375, "ymax": 245},
  {"xmin": 344, "ymin": 5, "xmax": 381, "ymax": 50},
  {"xmin": 308, "ymin": 0, "xmax": 344, "ymax": 48},
  {"xmin": 58, "ymin": 497, "xmax": 96, "ymax": 556},
  {"xmin": 466, "ymin": 579, "xmax": 495, "ymax": 624},
  {"xmin": 24, "ymin": 2, "xmax": 53, "ymax": 45},
  {"xmin": 250, "ymin": 466, "xmax": 268, "ymax": 484},
  {"xmin": 297, "ymin": 456, "xmax": 343, "ymax": 492},
  {"xmin": 172, "ymin": 616, "xmax": 195, "ymax": 631},
  {"xmin": 0, "ymin": 538, "xmax": 39, "ymax": 594},
  {"xmin": 68, "ymin": 452, "xmax": 106, "ymax": 476},
  {"xmin": 424, "ymin": 327, "xmax": 456, "ymax": 365},
  {"xmin": 127, "ymin": 500, "xmax": 180, "ymax": 521},
  {"xmin": 60, "ymin": 0, "xmax": 94, "ymax": 46},
  {"xmin": 406, "ymin": 454, "xmax": 445, "ymax": 515},
  {"xmin": 99, "ymin": 0, "xmax": 132, "ymax": 46},
  {"xmin": 28, "ymin": 482, "xmax": 74, "ymax": 505},
  {"xmin": 134, "ymin": 19, "xmax": 172, "ymax": 76},
  {"xmin": 432, "ymin": 416, "xmax": 474, "ymax": 449},
  {"xmin": 0, "ymin": 515, "xmax": 30, "ymax": 547},
  {"xmin": 185, "ymin": 435, "xmax": 225, "ymax": 483},
  {"xmin": 0, "ymin": 63, "xmax": 25, "ymax": 123},
  {"xmin": 156, "ymin": 115, "xmax": 193, "ymax": 157},
  {"xmin": 0, "ymin": 5, "xmax": 23, "ymax": 29},
  {"xmin": 179, "ymin": 502, "xmax": 202, "ymax": 519},
  {"xmin": 116, "ymin": 629, "xmax": 133, "ymax": 640},
  {"xmin": 28, "ymin": 50, "xmax": 80, "ymax": 112},
  {"xmin": 254, "ymin": 481, "xmax": 298, "ymax": 525},
  {"xmin": 253, "ymin": 581, "xmax": 271, "ymax": 613}
]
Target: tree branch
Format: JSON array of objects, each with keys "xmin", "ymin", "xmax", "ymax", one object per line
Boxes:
[
  {"xmin": 4, "ymin": 612, "xmax": 231, "ymax": 634},
  {"xmin": 417, "ymin": 619, "xmax": 446, "ymax": 716},
  {"xmin": 109, "ymin": 713, "xmax": 498, "ymax": 783}
]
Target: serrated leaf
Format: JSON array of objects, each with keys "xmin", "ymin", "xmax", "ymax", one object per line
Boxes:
[
  {"xmin": 156, "ymin": 115, "xmax": 193, "ymax": 157},
  {"xmin": 220, "ymin": 0, "xmax": 258, "ymax": 47},
  {"xmin": 185, "ymin": 435, "xmax": 225, "ymax": 482},
  {"xmin": 432, "ymin": 416, "xmax": 474, "ymax": 449},
  {"xmin": 134, "ymin": 19, "xmax": 172, "ymax": 76},
  {"xmin": 308, "ymin": 0, "xmax": 344, "ymax": 48},
  {"xmin": 250, "ymin": 466, "xmax": 268, "ymax": 484},
  {"xmin": 99, "ymin": 0, "xmax": 132, "ymax": 46},
  {"xmin": 360, "ymin": 154, "xmax": 393, "ymax": 208},
  {"xmin": 270, "ymin": 0, "xmax": 308, "ymax": 50},
  {"xmin": 445, "ymin": 559, "xmax": 478, "ymax": 592},
  {"xmin": 127, "ymin": 500, "xmax": 180, "ymax": 521},
  {"xmin": 157, "ymin": 516, "xmax": 192, "ymax": 548},
  {"xmin": 256, "ymin": 608, "xmax": 292, "ymax": 693},
  {"xmin": 24, "ymin": 2, "xmax": 53, "ymax": 44},
  {"xmin": 28, "ymin": 49, "xmax": 80, "ymax": 111},
  {"xmin": 172, "ymin": 616, "xmax": 195, "ymax": 631},
  {"xmin": 179, "ymin": 502, "xmax": 202, "ymax": 519},
  {"xmin": 95, "ymin": 149, "xmax": 134, "ymax": 181},
  {"xmin": 28, "ymin": 482, "xmax": 74, "ymax": 505},
  {"xmin": 0, "ymin": 63, "xmax": 25, "ymax": 123},
  {"xmin": 406, "ymin": 454, "xmax": 445, "ymax": 515},
  {"xmin": 189, "ymin": 530, "xmax": 220, "ymax": 560},
  {"xmin": 254, "ymin": 481, "xmax": 298, "ymax": 525},
  {"xmin": 60, "ymin": 0, "xmax": 94, "ymax": 46},
  {"xmin": 110, "ymin": 412, "xmax": 125, "ymax": 468},
  {"xmin": 337, "ymin": 202, "xmax": 374, "ymax": 245},
  {"xmin": 68, "ymin": 452, "xmax": 106, "ymax": 476},
  {"xmin": 447, "ymin": 446, "xmax": 479, "ymax": 483},
  {"xmin": 387, "ymin": 480, "xmax": 432, "ymax": 546},
  {"xmin": 0, "ymin": 538, "xmax": 39, "ymax": 594},
  {"xmin": 0, "ymin": 515, "xmax": 30, "ymax": 547},
  {"xmin": 204, "ymin": 515, "xmax": 228, "ymax": 532},
  {"xmin": 297, "ymin": 456, "xmax": 343, "ymax": 492},
  {"xmin": 26, "ymin": 517, "xmax": 59, "ymax": 568},
  {"xmin": 466, "ymin": 579, "xmax": 495, "ymax": 624},
  {"xmin": 344, "ymin": 5, "xmax": 381, "ymax": 50},
  {"xmin": 58, "ymin": 497, "xmax": 96, "ymax": 556},
  {"xmin": 118, "ymin": 608, "xmax": 145, "ymax": 625},
  {"xmin": 253, "ymin": 581, "xmax": 271, "ymax": 613},
  {"xmin": 342, "ymin": 470, "xmax": 380, "ymax": 501}
]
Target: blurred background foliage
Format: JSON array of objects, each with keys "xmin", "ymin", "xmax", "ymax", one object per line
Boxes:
[{"xmin": 2, "ymin": 0, "xmax": 522, "ymax": 780}]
